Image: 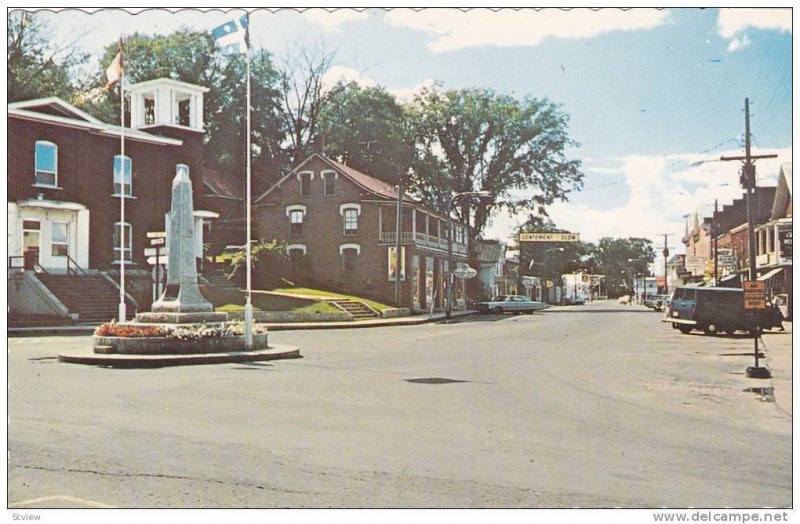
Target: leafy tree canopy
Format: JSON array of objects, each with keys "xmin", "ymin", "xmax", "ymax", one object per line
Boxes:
[
  {"xmin": 7, "ymin": 11, "xmax": 88, "ymax": 103},
  {"xmin": 319, "ymin": 81, "xmax": 415, "ymax": 184},
  {"xmin": 407, "ymin": 85, "xmax": 584, "ymax": 239}
]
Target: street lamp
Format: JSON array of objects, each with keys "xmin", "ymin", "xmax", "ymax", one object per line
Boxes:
[{"xmin": 446, "ymin": 190, "xmax": 489, "ymax": 321}]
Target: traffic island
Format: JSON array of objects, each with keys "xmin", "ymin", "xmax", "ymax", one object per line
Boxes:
[{"xmin": 58, "ymin": 344, "xmax": 301, "ymax": 368}]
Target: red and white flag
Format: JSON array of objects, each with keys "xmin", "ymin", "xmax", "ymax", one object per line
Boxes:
[{"xmin": 105, "ymin": 40, "xmax": 124, "ymax": 89}]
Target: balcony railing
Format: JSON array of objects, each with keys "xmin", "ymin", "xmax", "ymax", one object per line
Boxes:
[{"xmin": 379, "ymin": 231, "xmax": 468, "ymax": 255}]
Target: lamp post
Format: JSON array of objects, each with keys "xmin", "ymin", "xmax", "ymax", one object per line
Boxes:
[{"xmin": 446, "ymin": 190, "xmax": 489, "ymax": 321}]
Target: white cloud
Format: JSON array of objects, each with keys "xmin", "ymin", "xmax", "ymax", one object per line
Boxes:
[
  {"xmin": 727, "ymin": 35, "xmax": 751, "ymax": 52},
  {"xmin": 717, "ymin": 8, "xmax": 792, "ymax": 39},
  {"xmin": 483, "ymin": 148, "xmax": 792, "ymax": 258},
  {"xmin": 321, "ymin": 65, "xmax": 377, "ymax": 93},
  {"xmin": 300, "ymin": 8, "xmax": 368, "ymax": 31},
  {"xmin": 717, "ymin": 8, "xmax": 791, "ymax": 53},
  {"xmin": 385, "ymin": 8, "xmax": 669, "ymax": 52},
  {"xmin": 386, "ymin": 78, "xmax": 439, "ymax": 104}
]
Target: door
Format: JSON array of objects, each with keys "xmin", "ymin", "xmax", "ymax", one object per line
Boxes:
[{"xmin": 22, "ymin": 219, "xmax": 41, "ymax": 269}]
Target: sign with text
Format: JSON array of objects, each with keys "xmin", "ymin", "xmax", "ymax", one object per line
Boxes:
[
  {"xmin": 147, "ymin": 231, "xmax": 167, "ymax": 239},
  {"xmin": 743, "ymin": 280, "xmax": 766, "ymax": 310},
  {"xmin": 779, "ymin": 229, "xmax": 792, "ymax": 258},
  {"xmin": 519, "ymin": 232, "xmax": 580, "ymax": 242},
  {"xmin": 685, "ymin": 255, "xmax": 705, "ymax": 276},
  {"xmin": 150, "ymin": 237, "xmax": 166, "ymax": 247}
]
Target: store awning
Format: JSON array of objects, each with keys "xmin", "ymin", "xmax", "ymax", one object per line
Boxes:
[{"xmin": 757, "ymin": 267, "xmax": 784, "ymax": 281}]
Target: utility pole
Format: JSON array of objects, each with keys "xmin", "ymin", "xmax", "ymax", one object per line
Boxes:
[
  {"xmin": 659, "ymin": 234, "xmax": 674, "ymax": 294},
  {"xmin": 720, "ymin": 97, "xmax": 777, "ymax": 379},
  {"xmin": 713, "ymin": 199, "xmax": 718, "ymax": 286}
]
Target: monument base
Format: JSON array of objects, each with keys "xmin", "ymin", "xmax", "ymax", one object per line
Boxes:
[{"xmin": 135, "ymin": 311, "xmax": 228, "ymax": 324}]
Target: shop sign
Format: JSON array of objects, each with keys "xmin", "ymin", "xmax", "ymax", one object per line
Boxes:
[{"xmin": 779, "ymin": 229, "xmax": 792, "ymax": 258}]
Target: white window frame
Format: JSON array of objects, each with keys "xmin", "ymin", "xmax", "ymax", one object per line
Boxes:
[
  {"xmin": 286, "ymin": 244, "xmax": 307, "ymax": 256},
  {"xmin": 343, "ymin": 208, "xmax": 359, "ymax": 236},
  {"xmin": 289, "ymin": 209, "xmax": 304, "ymax": 237},
  {"xmin": 114, "ymin": 221, "xmax": 133, "ymax": 263},
  {"xmin": 51, "ymin": 222, "xmax": 69, "ymax": 257},
  {"xmin": 34, "ymin": 140, "xmax": 58, "ymax": 187},
  {"xmin": 113, "ymin": 154, "xmax": 133, "ymax": 197}
]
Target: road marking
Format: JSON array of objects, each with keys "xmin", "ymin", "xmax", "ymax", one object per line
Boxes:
[{"xmin": 10, "ymin": 494, "xmax": 116, "ymax": 508}]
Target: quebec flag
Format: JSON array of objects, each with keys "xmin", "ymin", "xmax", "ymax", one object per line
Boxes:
[{"xmin": 212, "ymin": 14, "xmax": 249, "ymax": 55}]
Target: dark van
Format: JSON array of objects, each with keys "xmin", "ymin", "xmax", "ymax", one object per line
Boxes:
[{"xmin": 665, "ymin": 286, "xmax": 784, "ymax": 335}]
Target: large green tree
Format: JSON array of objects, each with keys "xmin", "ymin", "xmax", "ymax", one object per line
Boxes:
[
  {"xmin": 7, "ymin": 11, "xmax": 87, "ymax": 103},
  {"xmin": 318, "ymin": 81, "xmax": 414, "ymax": 184},
  {"xmin": 588, "ymin": 237, "xmax": 656, "ymax": 297},
  {"xmin": 407, "ymin": 85, "xmax": 584, "ymax": 239}
]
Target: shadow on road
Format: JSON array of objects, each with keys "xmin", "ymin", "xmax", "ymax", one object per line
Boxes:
[{"xmin": 539, "ymin": 309, "xmax": 659, "ymax": 314}]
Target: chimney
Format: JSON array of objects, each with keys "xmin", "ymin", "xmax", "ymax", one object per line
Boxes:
[{"xmin": 312, "ymin": 135, "xmax": 325, "ymax": 155}]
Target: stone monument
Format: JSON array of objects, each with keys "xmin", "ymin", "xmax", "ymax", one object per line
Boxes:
[{"xmin": 139, "ymin": 164, "xmax": 226, "ymax": 324}]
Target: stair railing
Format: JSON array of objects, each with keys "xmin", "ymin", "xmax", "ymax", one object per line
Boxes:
[{"xmin": 65, "ymin": 255, "xmax": 88, "ymax": 277}]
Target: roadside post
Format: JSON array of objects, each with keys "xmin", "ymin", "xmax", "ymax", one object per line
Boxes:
[
  {"xmin": 743, "ymin": 280, "xmax": 770, "ymax": 378},
  {"xmin": 147, "ymin": 231, "xmax": 167, "ymax": 301}
]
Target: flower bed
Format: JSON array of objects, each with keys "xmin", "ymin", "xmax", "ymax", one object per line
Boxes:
[{"xmin": 93, "ymin": 321, "xmax": 270, "ymax": 355}]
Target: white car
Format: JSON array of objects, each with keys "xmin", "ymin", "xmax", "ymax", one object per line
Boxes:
[{"xmin": 476, "ymin": 295, "xmax": 548, "ymax": 314}]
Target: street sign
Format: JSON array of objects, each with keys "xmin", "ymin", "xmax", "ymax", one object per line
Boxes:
[
  {"xmin": 743, "ymin": 280, "xmax": 766, "ymax": 310},
  {"xmin": 144, "ymin": 247, "xmax": 168, "ymax": 257},
  {"xmin": 519, "ymin": 232, "xmax": 580, "ymax": 242},
  {"xmin": 147, "ymin": 231, "xmax": 167, "ymax": 239},
  {"xmin": 453, "ymin": 265, "xmax": 478, "ymax": 279},
  {"xmin": 150, "ymin": 237, "xmax": 166, "ymax": 247}
]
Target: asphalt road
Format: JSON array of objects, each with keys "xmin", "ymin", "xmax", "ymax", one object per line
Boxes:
[{"xmin": 7, "ymin": 300, "xmax": 792, "ymax": 508}]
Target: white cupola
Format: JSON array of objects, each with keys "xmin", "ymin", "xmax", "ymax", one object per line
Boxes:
[{"xmin": 128, "ymin": 78, "xmax": 210, "ymax": 132}]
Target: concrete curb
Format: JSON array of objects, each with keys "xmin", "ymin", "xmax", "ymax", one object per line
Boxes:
[
  {"xmin": 58, "ymin": 344, "xmax": 301, "ymax": 368},
  {"xmin": 9, "ymin": 310, "xmax": 477, "ymax": 337}
]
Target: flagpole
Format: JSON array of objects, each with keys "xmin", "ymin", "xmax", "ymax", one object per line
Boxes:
[
  {"xmin": 118, "ymin": 36, "xmax": 127, "ymax": 324},
  {"xmin": 243, "ymin": 17, "xmax": 253, "ymax": 349}
]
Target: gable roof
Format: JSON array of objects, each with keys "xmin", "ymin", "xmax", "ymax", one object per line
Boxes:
[
  {"xmin": 8, "ymin": 96, "xmax": 183, "ymax": 146},
  {"xmin": 770, "ymin": 163, "xmax": 792, "ymax": 220},
  {"xmin": 255, "ymin": 153, "xmax": 417, "ymax": 204},
  {"xmin": 203, "ymin": 167, "xmax": 242, "ymax": 200},
  {"xmin": 9, "ymin": 97, "xmax": 105, "ymax": 124}
]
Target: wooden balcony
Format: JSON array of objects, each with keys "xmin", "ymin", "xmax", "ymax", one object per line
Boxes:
[{"xmin": 379, "ymin": 231, "xmax": 468, "ymax": 256}]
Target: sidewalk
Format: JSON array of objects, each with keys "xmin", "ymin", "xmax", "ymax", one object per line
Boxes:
[
  {"xmin": 7, "ymin": 310, "xmax": 477, "ymax": 337},
  {"xmin": 759, "ymin": 321, "xmax": 792, "ymax": 416}
]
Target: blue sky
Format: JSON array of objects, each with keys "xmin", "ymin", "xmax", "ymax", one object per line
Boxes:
[{"xmin": 26, "ymin": 6, "xmax": 793, "ymax": 270}]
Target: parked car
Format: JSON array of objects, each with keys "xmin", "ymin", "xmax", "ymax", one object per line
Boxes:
[
  {"xmin": 665, "ymin": 286, "xmax": 784, "ymax": 335},
  {"xmin": 645, "ymin": 294, "xmax": 671, "ymax": 311},
  {"xmin": 476, "ymin": 295, "xmax": 547, "ymax": 314},
  {"xmin": 618, "ymin": 295, "xmax": 630, "ymax": 305}
]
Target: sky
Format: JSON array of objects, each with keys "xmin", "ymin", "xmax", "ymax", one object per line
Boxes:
[{"xmin": 17, "ymin": 5, "xmax": 794, "ymax": 273}]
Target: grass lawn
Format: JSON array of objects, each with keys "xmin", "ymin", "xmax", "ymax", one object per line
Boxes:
[
  {"xmin": 215, "ymin": 301, "xmax": 345, "ymax": 314},
  {"xmin": 271, "ymin": 287, "xmax": 391, "ymax": 311}
]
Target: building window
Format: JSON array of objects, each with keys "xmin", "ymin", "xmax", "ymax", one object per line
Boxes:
[
  {"xmin": 113, "ymin": 155, "xmax": 133, "ymax": 196},
  {"xmin": 343, "ymin": 208, "xmax": 358, "ymax": 235},
  {"xmin": 144, "ymin": 96, "xmax": 156, "ymax": 125},
  {"xmin": 34, "ymin": 141, "xmax": 58, "ymax": 187},
  {"xmin": 323, "ymin": 171, "xmax": 336, "ymax": 196},
  {"xmin": 299, "ymin": 173, "xmax": 312, "ymax": 196},
  {"xmin": 114, "ymin": 222, "xmax": 133, "ymax": 263},
  {"xmin": 51, "ymin": 223, "xmax": 69, "ymax": 257},
  {"xmin": 342, "ymin": 248, "xmax": 358, "ymax": 273},
  {"xmin": 290, "ymin": 210, "xmax": 304, "ymax": 236}
]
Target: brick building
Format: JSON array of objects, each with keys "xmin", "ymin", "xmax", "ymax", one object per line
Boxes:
[
  {"xmin": 8, "ymin": 78, "xmax": 220, "ymax": 321},
  {"xmin": 254, "ymin": 153, "xmax": 470, "ymax": 311}
]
